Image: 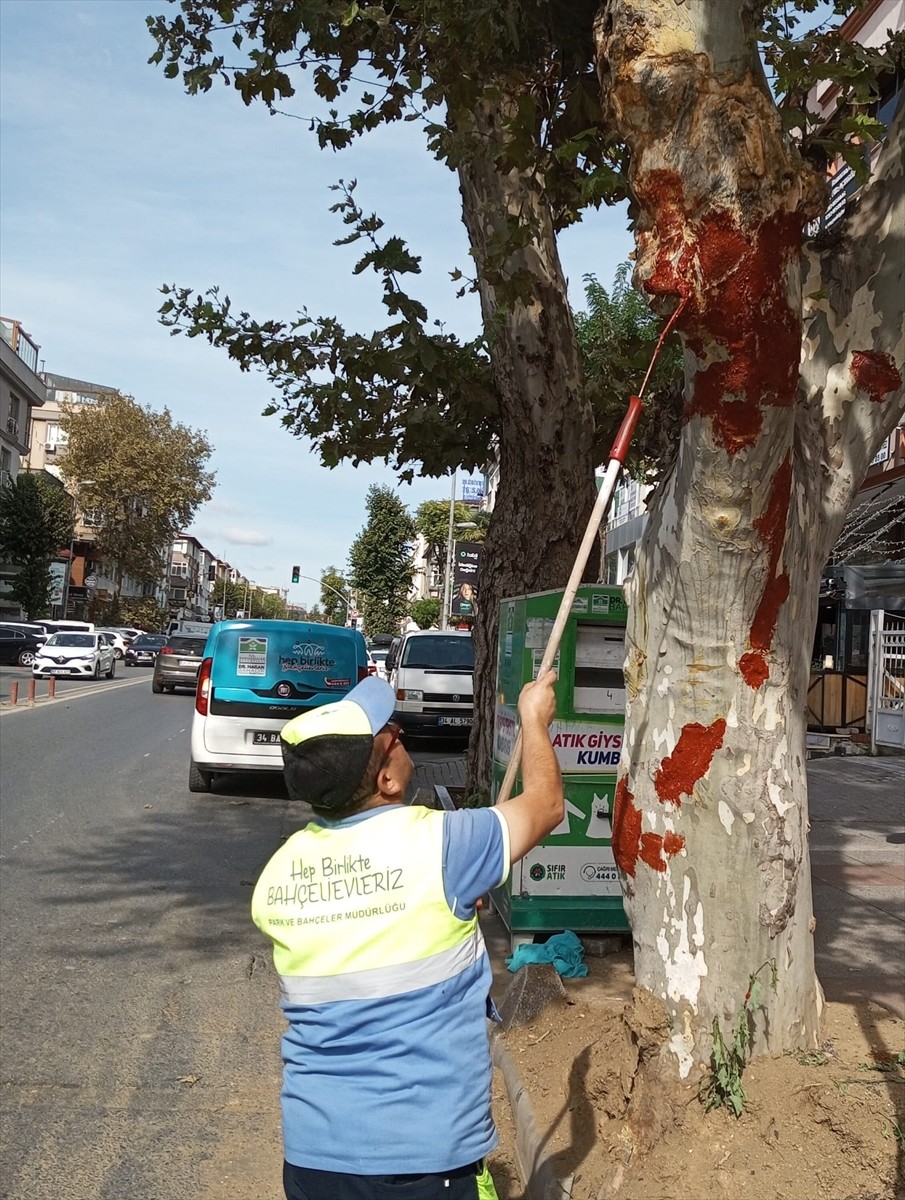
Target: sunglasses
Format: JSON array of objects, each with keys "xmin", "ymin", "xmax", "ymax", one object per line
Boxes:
[{"xmin": 377, "ymin": 722, "xmax": 404, "ymax": 772}]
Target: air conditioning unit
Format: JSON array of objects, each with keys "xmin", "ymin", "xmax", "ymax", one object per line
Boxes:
[
  {"xmin": 6, "ymin": 418, "xmax": 19, "ymax": 437},
  {"xmin": 0, "ymin": 471, "xmax": 9, "ymax": 489},
  {"xmin": 44, "ymin": 441, "xmax": 57, "ymax": 453}
]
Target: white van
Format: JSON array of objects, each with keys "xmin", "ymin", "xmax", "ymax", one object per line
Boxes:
[
  {"xmin": 387, "ymin": 629, "xmax": 473, "ymax": 738},
  {"xmin": 35, "ymin": 620, "xmax": 95, "ymax": 635}
]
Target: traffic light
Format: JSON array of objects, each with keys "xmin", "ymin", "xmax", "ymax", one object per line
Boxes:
[{"xmin": 291, "ymin": 565, "xmax": 300, "ymax": 584}]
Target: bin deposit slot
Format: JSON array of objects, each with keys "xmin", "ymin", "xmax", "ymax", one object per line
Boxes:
[{"xmin": 574, "ymin": 623, "xmax": 626, "ymax": 714}]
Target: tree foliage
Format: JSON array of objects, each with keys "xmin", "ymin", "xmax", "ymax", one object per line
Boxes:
[
  {"xmin": 0, "ymin": 474, "xmax": 74, "ymax": 619},
  {"xmin": 410, "ymin": 597, "xmax": 441, "ymax": 629},
  {"xmin": 575, "ymin": 264, "xmax": 684, "ymax": 479},
  {"xmin": 348, "ymin": 485, "xmax": 414, "ymax": 637},
  {"xmin": 414, "ymin": 499, "xmax": 485, "ymax": 568},
  {"xmin": 57, "ymin": 392, "xmax": 215, "ymax": 596},
  {"xmin": 319, "ymin": 566, "xmax": 350, "ymax": 625}
]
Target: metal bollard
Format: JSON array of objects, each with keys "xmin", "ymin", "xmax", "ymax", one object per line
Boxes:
[
  {"xmin": 9, "ymin": 681, "xmax": 18, "ymax": 706},
  {"xmin": 48, "ymin": 679, "xmax": 56, "ymax": 699},
  {"xmin": 27, "ymin": 679, "xmax": 36, "ymax": 707}
]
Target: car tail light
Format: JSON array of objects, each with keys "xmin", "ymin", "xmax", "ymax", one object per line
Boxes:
[
  {"xmin": 358, "ymin": 666, "xmax": 369, "ymax": 682},
  {"xmin": 196, "ymin": 657, "xmax": 213, "ymax": 715},
  {"xmin": 367, "ymin": 663, "xmax": 377, "ymax": 676},
  {"xmin": 159, "ymin": 646, "xmax": 174, "ymax": 654}
]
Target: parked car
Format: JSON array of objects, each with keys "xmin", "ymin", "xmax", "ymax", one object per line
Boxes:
[
  {"xmin": 96, "ymin": 628, "xmax": 129, "ymax": 659},
  {"xmin": 367, "ymin": 648, "xmax": 390, "ymax": 680},
  {"xmin": 115, "ymin": 627, "xmax": 144, "ymax": 644},
  {"xmin": 189, "ymin": 619, "xmax": 369, "ymax": 793},
  {"xmin": 152, "ymin": 634, "xmax": 208, "ymax": 694},
  {"xmin": 125, "ymin": 634, "xmax": 168, "ymax": 666},
  {"xmin": 32, "ymin": 632, "xmax": 116, "ymax": 679},
  {"xmin": 0, "ymin": 625, "xmax": 47, "ymax": 667},
  {"xmin": 33, "ymin": 619, "xmax": 95, "ymax": 636},
  {"xmin": 386, "ymin": 629, "xmax": 473, "ymax": 738}
]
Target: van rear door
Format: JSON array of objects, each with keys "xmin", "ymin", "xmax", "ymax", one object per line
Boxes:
[{"xmin": 203, "ymin": 623, "xmax": 366, "ymax": 753}]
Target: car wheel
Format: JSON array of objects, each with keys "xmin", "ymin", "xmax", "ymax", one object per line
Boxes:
[
  {"xmin": 18, "ymin": 650, "xmax": 36, "ymax": 667},
  {"xmin": 152, "ymin": 677, "xmax": 164, "ymax": 694},
  {"xmin": 114, "ymin": 648, "xmax": 123, "ymax": 660},
  {"xmin": 106, "ymin": 658, "xmax": 116, "ymax": 679},
  {"xmin": 93, "ymin": 660, "xmax": 101, "ymax": 679},
  {"xmin": 188, "ymin": 760, "xmax": 212, "ymax": 793}
]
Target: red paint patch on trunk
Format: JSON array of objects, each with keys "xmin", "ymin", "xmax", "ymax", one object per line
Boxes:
[
  {"xmin": 850, "ymin": 351, "xmax": 902, "ymax": 404},
  {"xmin": 739, "ymin": 650, "xmax": 769, "ymax": 689},
  {"xmin": 738, "ymin": 456, "xmax": 793, "ymax": 688},
  {"xmin": 612, "ymin": 777, "xmax": 641, "ymax": 877},
  {"xmin": 633, "ymin": 170, "xmax": 803, "ymax": 455},
  {"xmin": 613, "ymin": 778, "xmax": 687, "ymax": 876},
  {"xmin": 654, "ymin": 718, "xmax": 727, "ymax": 805},
  {"xmin": 639, "ymin": 830, "xmax": 687, "ymax": 873}
]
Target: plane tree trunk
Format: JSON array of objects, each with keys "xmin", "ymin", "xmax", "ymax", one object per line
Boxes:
[
  {"xmin": 453, "ymin": 93, "xmax": 600, "ymax": 794},
  {"xmin": 595, "ymin": 0, "xmax": 904, "ymax": 1073}
]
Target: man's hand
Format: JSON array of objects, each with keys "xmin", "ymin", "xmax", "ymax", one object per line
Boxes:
[{"xmin": 517, "ymin": 671, "xmax": 557, "ymax": 728}]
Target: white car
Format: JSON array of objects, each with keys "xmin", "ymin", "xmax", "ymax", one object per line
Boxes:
[
  {"xmin": 368, "ymin": 649, "xmax": 390, "ymax": 680},
  {"xmin": 32, "ymin": 632, "xmax": 117, "ymax": 680},
  {"xmin": 96, "ymin": 628, "xmax": 129, "ymax": 659}
]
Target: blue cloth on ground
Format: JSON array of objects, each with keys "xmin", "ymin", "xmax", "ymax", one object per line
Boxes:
[{"xmin": 505, "ymin": 929, "xmax": 588, "ymax": 977}]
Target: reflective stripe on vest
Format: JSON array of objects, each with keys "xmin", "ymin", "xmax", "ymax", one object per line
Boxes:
[{"xmin": 251, "ymin": 805, "xmax": 481, "ymax": 1003}]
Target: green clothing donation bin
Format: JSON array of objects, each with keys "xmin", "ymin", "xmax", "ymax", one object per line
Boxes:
[{"xmin": 491, "ymin": 585, "xmax": 629, "ymax": 950}]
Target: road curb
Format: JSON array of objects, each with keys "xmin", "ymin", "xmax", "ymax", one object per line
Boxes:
[{"xmin": 491, "ymin": 1027, "xmax": 571, "ymax": 1199}]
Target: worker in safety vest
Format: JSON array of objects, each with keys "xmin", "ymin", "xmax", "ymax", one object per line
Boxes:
[{"xmin": 252, "ymin": 672, "xmax": 563, "ymax": 1200}]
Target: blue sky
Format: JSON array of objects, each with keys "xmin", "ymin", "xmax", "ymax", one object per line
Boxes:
[{"xmin": 0, "ymin": 0, "xmax": 632, "ymax": 610}]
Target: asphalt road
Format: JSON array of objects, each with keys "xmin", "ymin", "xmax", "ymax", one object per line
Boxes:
[{"xmin": 0, "ymin": 679, "xmax": 466, "ymax": 1199}]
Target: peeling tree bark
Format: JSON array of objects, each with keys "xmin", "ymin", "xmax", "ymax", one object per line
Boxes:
[
  {"xmin": 596, "ymin": 0, "xmax": 904, "ymax": 1071},
  {"xmin": 452, "ymin": 94, "xmax": 600, "ymax": 793}
]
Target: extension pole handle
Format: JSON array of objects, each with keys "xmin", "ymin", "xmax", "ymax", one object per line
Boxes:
[{"xmin": 495, "ymin": 397, "xmax": 643, "ymax": 807}]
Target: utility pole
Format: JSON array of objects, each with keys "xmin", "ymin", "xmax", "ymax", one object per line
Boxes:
[{"xmin": 441, "ymin": 471, "xmax": 457, "ymax": 631}]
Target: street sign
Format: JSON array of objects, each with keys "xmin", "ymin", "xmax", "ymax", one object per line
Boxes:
[{"xmin": 84, "ymin": 574, "xmax": 98, "ymax": 588}]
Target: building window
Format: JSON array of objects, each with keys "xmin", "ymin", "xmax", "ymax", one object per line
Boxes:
[
  {"xmin": 46, "ymin": 423, "xmax": 69, "ymax": 449},
  {"xmin": 604, "ymin": 551, "xmax": 619, "ymax": 586},
  {"xmin": 0, "ymin": 445, "xmax": 11, "ymax": 487},
  {"xmin": 171, "ymin": 562, "xmax": 188, "ymax": 577},
  {"xmin": 171, "ymin": 588, "xmax": 187, "ymax": 601}
]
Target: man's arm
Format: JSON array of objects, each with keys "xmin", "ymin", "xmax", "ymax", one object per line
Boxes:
[{"xmin": 496, "ymin": 673, "xmax": 563, "ymax": 865}]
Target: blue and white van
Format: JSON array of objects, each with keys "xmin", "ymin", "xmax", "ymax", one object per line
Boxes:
[{"xmin": 189, "ymin": 619, "xmax": 369, "ymax": 793}]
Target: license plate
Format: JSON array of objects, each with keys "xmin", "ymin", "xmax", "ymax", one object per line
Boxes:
[
  {"xmin": 438, "ymin": 717, "xmax": 472, "ymax": 727},
  {"xmin": 47, "ymin": 668, "xmax": 71, "ymax": 675},
  {"xmin": 178, "ymin": 660, "xmax": 198, "ymax": 667},
  {"xmin": 252, "ymin": 731, "xmax": 282, "ymax": 745}
]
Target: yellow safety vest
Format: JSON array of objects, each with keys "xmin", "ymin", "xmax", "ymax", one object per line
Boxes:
[{"xmin": 251, "ymin": 805, "xmax": 482, "ymax": 1004}]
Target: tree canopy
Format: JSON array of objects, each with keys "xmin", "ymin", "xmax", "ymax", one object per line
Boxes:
[
  {"xmin": 0, "ymin": 474, "xmax": 74, "ymax": 619},
  {"xmin": 58, "ymin": 392, "xmax": 215, "ymax": 597},
  {"xmin": 347, "ymin": 484, "xmax": 415, "ymax": 636},
  {"xmin": 319, "ymin": 566, "xmax": 350, "ymax": 625}
]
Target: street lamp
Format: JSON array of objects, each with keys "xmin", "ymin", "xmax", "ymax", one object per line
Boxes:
[{"xmin": 60, "ymin": 480, "xmax": 95, "ymax": 619}]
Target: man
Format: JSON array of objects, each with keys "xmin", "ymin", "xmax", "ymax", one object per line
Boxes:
[{"xmin": 252, "ymin": 671, "xmax": 563, "ymax": 1200}]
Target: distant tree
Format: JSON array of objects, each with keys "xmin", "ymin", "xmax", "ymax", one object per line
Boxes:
[
  {"xmin": 320, "ymin": 566, "xmax": 351, "ymax": 625},
  {"xmin": 414, "ymin": 500, "xmax": 486, "ymax": 597},
  {"xmin": 0, "ymin": 474, "xmax": 73, "ymax": 619},
  {"xmin": 410, "ymin": 598, "xmax": 441, "ymax": 629},
  {"xmin": 348, "ymin": 486, "xmax": 414, "ymax": 638},
  {"xmin": 254, "ymin": 590, "xmax": 289, "ymax": 620},
  {"xmin": 575, "ymin": 264, "xmax": 684, "ymax": 480},
  {"xmin": 99, "ymin": 596, "xmax": 169, "ymax": 634},
  {"xmin": 58, "ymin": 392, "xmax": 215, "ymax": 602}
]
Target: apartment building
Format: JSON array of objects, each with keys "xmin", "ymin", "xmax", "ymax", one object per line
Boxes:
[{"xmin": 0, "ymin": 319, "xmax": 50, "ymax": 617}]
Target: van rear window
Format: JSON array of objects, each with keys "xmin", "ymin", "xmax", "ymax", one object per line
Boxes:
[{"xmin": 400, "ymin": 636, "xmax": 473, "ymax": 670}]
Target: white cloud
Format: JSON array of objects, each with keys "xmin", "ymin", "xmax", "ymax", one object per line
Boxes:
[{"xmin": 222, "ymin": 527, "xmax": 274, "ymax": 547}]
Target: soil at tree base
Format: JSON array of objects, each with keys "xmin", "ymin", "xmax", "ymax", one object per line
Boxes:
[{"xmin": 486, "ymin": 957, "xmax": 903, "ymax": 1200}]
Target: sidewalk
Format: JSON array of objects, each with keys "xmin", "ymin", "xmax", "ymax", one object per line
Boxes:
[{"xmin": 413, "ymin": 753, "xmax": 905, "ymax": 1017}]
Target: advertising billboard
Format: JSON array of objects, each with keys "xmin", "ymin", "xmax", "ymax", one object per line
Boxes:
[
  {"xmin": 460, "ymin": 476, "xmax": 486, "ymax": 503},
  {"xmin": 451, "ymin": 541, "xmax": 482, "ymax": 617}
]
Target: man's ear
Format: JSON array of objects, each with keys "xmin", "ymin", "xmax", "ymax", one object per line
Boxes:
[{"xmin": 376, "ymin": 762, "xmax": 406, "ymax": 799}]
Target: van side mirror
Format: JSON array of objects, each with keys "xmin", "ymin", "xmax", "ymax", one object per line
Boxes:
[{"xmin": 386, "ymin": 651, "xmax": 396, "ymax": 672}]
